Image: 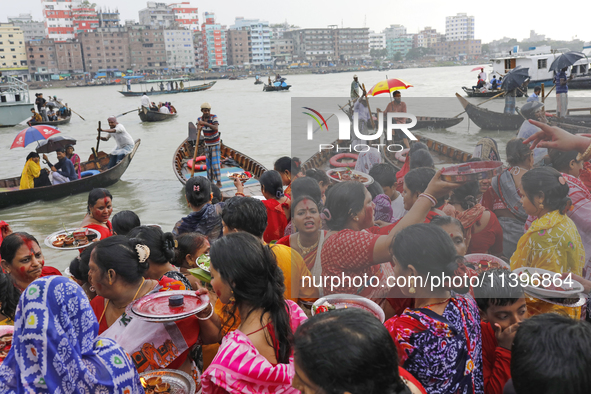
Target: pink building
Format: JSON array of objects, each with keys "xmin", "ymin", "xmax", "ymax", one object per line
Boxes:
[{"xmin": 72, "ymin": 5, "xmax": 99, "ymax": 35}]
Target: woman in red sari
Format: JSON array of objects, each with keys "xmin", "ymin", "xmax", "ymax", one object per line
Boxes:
[
  {"xmin": 65, "ymin": 144, "xmax": 81, "ymax": 179},
  {"xmin": 258, "ymin": 170, "xmax": 290, "ymax": 243},
  {"xmin": 88, "ymin": 235, "xmax": 221, "ymax": 387},
  {"xmin": 80, "ymin": 188, "xmax": 114, "ymax": 240}
]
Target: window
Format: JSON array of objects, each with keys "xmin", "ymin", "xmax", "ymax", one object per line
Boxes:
[{"xmin": 538, "ymin": 59, "xmax": 547, "ymax": 69}]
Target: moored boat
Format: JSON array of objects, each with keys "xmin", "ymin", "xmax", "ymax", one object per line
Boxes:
[
  {"xmin": 0, "ymin": 140, "xmax": 141, "ymax": 210},
  {"xmin": 414, "ymin": 116, "xmax": 464, "ymax": 130},
  {"xmin": 263, "ymin": 84, "xmax": 291, "ymax": 92},
  {"xmin": 456, "ymin": 93, "xmax": 524, "ymax": 131},
  {"xmin": 462, "ymin": 87, "xmax": 505, "ymax": 98},
  {"xmin": 173, "ymin": 125, "xmax": 267, "ymax": 200},
  {"xmin": 138, "ymin": 108, "xmax": 177, "ymax": 122},
  {"xmin": 119, "ymin": 80, "xmax": 216, "ymax": 97},
  {"xmin": 28, "ymin": 116, "xmax": 72, "ymax": 126},
  {"xmin": 0, "ymin": 76, "xmax": 34, "ymax": 127}
]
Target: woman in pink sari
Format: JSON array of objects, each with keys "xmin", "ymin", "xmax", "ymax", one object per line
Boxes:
[
  {"xmin": 66, "ymin": 144, "xmax": 81, "ymax": 179},
  {"xmin": 202, "ymin": 232, "xmax": 307, "ymax": 393}
]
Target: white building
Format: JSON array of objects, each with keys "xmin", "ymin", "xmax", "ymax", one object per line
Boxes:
[
  {"xmin": 445, "ymin": 13, "xmax": 474, "ymax": 41},
  {"xmin": 164, "ymin": 29, "xmax": 196, "ymax": 70},
  {"xmin": 169, "ymin": 2, "xmax": 199, "ymax": 31},
  {"xmin": 369, "ymin": 31, "xmax": 386, "ymax": 50},
  {"xmin": 229, "ymin": 17, "xmax": 272, "ymax": 66},
  {"xmin": 139, "ymin": 2, "xmax": 175, "ymax": 28},
  {"xmin": 8, "ymin": 14, "xmax": 46, "ymax": 41},
  {"xmin": 383, "ymin": 24, "xmax": 406, "ymax": 40},
  {"xmin": 41, "ymin": 0, "xmax": 76, "ymax": 41}
]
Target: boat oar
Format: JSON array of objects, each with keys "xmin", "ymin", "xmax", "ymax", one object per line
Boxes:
[
  {"xmin": 92, "ymin": 121, "xmax": 102, "ymax": 170},
  {"xmin": 116, "ymin": 108, "xmax": 139, "ymax": 117},
  {"xmin": 311, "ymin": 101, "xmax": 351, "ymax": 134},
  {"xmin": 544, "ymin": 85, "xmax": 556, "ymax": 101},
  {"xmin": 69, "ymin": 107, "xmax": 85, "ymax": 121},
  {"xmin": 190, "ymin": 124, "xmax": 203, "ymax": 178},
  {"xmin": 453, "ymin": 91, "xmax": 506, "ymax": 118},
  {"xmin": 361, "ymin": 83, "xmax": 376, "ymax": 130}
]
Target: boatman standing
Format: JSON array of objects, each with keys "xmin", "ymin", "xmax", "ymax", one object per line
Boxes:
[
  {"xmin": 478, "ymin": 68, "xmax": 487, "ymax": 82},
  {"xmin": 98, "ymin": 116, "xmax": 135, "ymax": 169},
  {"xmin": 351, "ymin": 75, "xmax": 360, "ymax": 101},
  {"xmin": 198, "ymin": 103, "xmax": 222, "ymax": 188},
  {"xmin": 555, "ymin": 67, "xmax": 573, "ymax": 117},
  {"xmin": 379, "ymin": 90, "xmax": 410, "ymax": 148},
  {"xmin": 141, "ymin": 92, "xmax": 150, "ymax": 111}
]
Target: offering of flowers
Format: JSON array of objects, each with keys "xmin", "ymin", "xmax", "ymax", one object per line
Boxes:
[
  {"xmin": 312, "ymin": 301, "xmax": 336, "ymax": 314},
  {"xmin": 329, "ymin": 168, "xmax": 369, "ymax": 183},
  {"xmin": 228, "ymin": 171, "xmax": 252, "ymax": 182},
  {"xmin": 196, "ymin": 254, "xmax": 211, "ymax": 272}
]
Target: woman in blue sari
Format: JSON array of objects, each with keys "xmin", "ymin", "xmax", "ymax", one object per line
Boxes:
[{"xmin": 0, "ymin": 276, "xmax": 144, "ymax": 394}]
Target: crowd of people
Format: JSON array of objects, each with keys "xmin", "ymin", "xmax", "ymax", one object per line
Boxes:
[
  {"xmin": 29, "ymin": 93, "xmax": 71, "ymax": 124},
  {"xmin": 2, "ymin": 118, "xmax": 591, "ymax": 394}
]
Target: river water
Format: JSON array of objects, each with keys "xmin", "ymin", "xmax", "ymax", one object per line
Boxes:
[{"xmin": 2, "ymin": 64, "xmax": 591, "ymax": 269}]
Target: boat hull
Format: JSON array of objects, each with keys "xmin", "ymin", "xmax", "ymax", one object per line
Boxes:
[
  {"xmin": 28, "ymin": 116, "xmax": 71, "ymax": 126},
  {"xmin": 456, "ymin": 93, "xmax": 523, "ymax": 131},
  {"xmin": 263, "ymin": 84, "xmax": 291, "ymax": 91},
  {"xmin": 568, "ymin": 76, "xmax": 591, "ymax": 89},
  {"xmin": 138, "ymin": 109, "xmax": 177, "ymax": 122},
  {"xmin": 462, "ymin": 87, "xmax": 504, "ymax": 98},
  {"xmin": 414, "ymin": 116, "xmax": 464, "ymax": 129},
  {"xmin": 0, "ymin": 140, "xmax": 140, "ymax": 209},
  {"xmin": 119, "ymin": 81, "xmax": 216, "ymax": 96},
  {"xmin": 0, "ymin": 102, "xmax": 34, "ymax": 127}
]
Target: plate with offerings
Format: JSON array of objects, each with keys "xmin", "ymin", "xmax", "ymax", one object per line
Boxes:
[
  {"xmin": 326, "ymin": 168, "xmax": 374, "ymax": 186},
  {"xmin": 187, "ymin": 254, "xmax": 212, "ymax": 283},
  {"xmin": 227, "ymin": 171, "xmax": 253, "ymax": 182},
  {"xmin": 463, "ymin": 254, "xmax": 509, "ymax": 275},
  {"xmin": 140, "ymin": 369, "xmax": 197, "ymax": 394},
  {"xmin": 44, "ymin": 227, "xmax": 101, "ymax": 250},
  {"xmin": 440, "ymin": 161, "xmax": 503, "ymax": 182},
  {"xmin": 512, "ymin": 267, "xmax": 585, "ymax": 300},
  {"xmin": 126, "ymin": 290, "xmax": 208, "ymax": 322},
  {"xmin": 0, "ymin": 326, "xmax": 14, "ymax": 364},
  {"xmin": 311, "ymin": 294, "xmax": 385, "ymax": 322}
]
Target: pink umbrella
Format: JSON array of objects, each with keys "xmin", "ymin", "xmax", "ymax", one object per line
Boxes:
[
  {"xmin": 471, "ymin": 66, "xmax": 487, "ymax": 72},
  {"xmin": 10, "ymin": 125, "xmax": 61, "ymax": 149}
]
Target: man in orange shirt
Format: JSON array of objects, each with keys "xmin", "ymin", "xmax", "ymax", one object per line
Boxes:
[{"xmin": 380, "ymin": 91, "xmax": 409, "ymax": 148}]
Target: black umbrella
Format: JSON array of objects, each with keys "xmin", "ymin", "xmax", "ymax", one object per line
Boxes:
[
  {"xmin": 549, "ymin": 51, "xmax": 586, "ymax": 72},
  {"xmin": 35, "ymin": 134, "xmax": 76, "ymax": 153},
  {"xmin": 501, "ymin": 66, "xmax": 530, "ymax": 92}
]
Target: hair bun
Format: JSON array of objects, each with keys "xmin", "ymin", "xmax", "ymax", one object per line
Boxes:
[{"xmin": 559, "ymin": 196, "xmax": 572, "ymax": 215}]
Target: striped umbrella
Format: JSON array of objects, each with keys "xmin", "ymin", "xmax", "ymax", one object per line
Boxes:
[
  {"xmin": 366, "ymin": 78, "xmax": 413, "ymax": 97},
  {"xmin": 10, "ymin": 125, "xmax": 61, "ymax": 149}
]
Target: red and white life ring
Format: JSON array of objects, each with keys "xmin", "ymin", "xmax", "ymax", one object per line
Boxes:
[
  {"xmin": 188, "ymin": 156, "xmax": 207, "ymax": 171},
  {"xmin": 330, "ymin": 153, "xmax": 358, "ymax": 168},
  {"xmin": 395, "ymin": 148, "xmax": 410, "ymax": 163}
]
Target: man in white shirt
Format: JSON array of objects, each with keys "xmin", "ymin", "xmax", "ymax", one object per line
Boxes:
[
  {"xmin": 158, "ymin": 102, "xmax": 170, "ymax": 114},
  {"xmin": 478, "ymin": 68, "xmax": 487, "ymax": 82},
  {"xmin": 141, "ymin": 93, "xmax": 150, "ymax": 110},
  {"xmin": 98, "ymin": 116, "xmax": 135, "ymax": 168}
]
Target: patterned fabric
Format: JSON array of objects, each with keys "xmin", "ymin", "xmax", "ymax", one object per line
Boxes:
[
  {"xmin": 0, "ymin": 276, "xmax": 144, "ymax": 394},
  {"xmin": 206, "ymin": 144, "xmax": 221, "ymax": 183},
  {"xmin": 384, "ymin": 296, "xmax": 484, "ymax": 394},
  {"xmin": 163, "ymin": 270, "xmax": 192, "ymax": 290},
  {"xmin": 455, "ymin": 204, "xmax": 485, "ymax": 248},
  {"xmin": 68, "ymin": 153, "xmax": 81, "ymax": 179},
  {"xmin": 511, "ymin": 210, "xmax": 584, "ymax": 318},
  {"xmin": 373, "ymin": 194, "xmax": 394, "ymax": 222},
  {"xmin": 355, "ymin": 147, "xmax": 382, "ymax": 174},
  {"xmin": 579, "ymin": 162, "xmax": 591, "ymax": 192},
  {"xmin": 172, "ymin": 203, "xmax": 225, "ymax": 241},
  {"xmin": 199, "ymin": 114, "xmax": 220, "ymax": 145},
  {"xmin": 201, "ymin": 300, "xmax": 307, "ymax": 394},
  {"xmin": 472, "ymin": 138, "xmax": 500, "ymax": 162}
]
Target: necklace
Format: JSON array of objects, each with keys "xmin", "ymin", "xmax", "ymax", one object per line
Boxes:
[
  {"xmin": 415, "ymin": 297, "xmax": 451, "ymax": 310},
  {"xmin": 296, "ymin": 233, "xmax": 319, "ymax": 255},
  {"xmin": 99, "ymin": 278, "xmax": 146, "ymax": 323}
]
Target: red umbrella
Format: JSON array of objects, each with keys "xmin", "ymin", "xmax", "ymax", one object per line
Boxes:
[
  {"xmin": 471, "ymin": 66, "xmax": 487, "ymax": 72},
  {"xmin": 10, "ymin": 125, "xmax": 61, "ymax": 149}
]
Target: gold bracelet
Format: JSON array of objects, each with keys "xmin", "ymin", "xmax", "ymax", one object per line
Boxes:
[{"xmin": 576, "ymin": 141, "xmax": 591, "ymax": 162}]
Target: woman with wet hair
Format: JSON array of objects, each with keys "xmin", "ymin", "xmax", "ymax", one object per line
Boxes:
[
  {"xmin": 257, "ymin": 170, "xmax": 291, "ymax": 243},
  {"xmin": 81, "ymin": 188, "xmax": 114, "ymax": 240}
]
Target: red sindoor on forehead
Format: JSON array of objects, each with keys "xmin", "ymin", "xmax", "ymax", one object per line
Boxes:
[{"xmin": 19, "ymin": 234, "xmax": 34, "ymax": 252}]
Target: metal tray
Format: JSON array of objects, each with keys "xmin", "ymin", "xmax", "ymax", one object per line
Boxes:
[
  {"xmin": 440, "ymin": 161, "xmax": 503, "ymax": 182},
  {"xmin": 326, "ymin": 168, "xmax": 374, "ymax": 186},
  {"xmin": 44, "ymin": 228, "xmax": 101, "ymax": 250},
  {"xmin": 139, "ymin": 369, "xmax": 197, "ymax": 394},
  {"xmin": 128, "ymin": 290, "xmax": 208, "ymax": 321},
  {"xmin": 311, "ymin": 294, "xmax": 385, "ymax": 322}
]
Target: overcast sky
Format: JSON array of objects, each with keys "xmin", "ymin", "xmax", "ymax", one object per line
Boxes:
[{"xmin": 4, "ymin": 0, "xmax": 588, "ymax": 44}]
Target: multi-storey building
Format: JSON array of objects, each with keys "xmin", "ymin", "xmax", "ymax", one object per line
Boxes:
[
  {"xmin": 433, "ymin": 39, "xmax": 481, "ymax": 60},
  {"xmin": 383, "ymin": 24, "xmax": 406, "ymax": 41},
  {"xmin": 127, "ymin": 25, "xmax": 167, "ymax": 73},
  {"xmin": 26, "ymin": 39, "xmax": 59, "ymax": 79},
  {"xmin": 72, "ymin": 4, "xmax": 99, "ymax": 35},
  {"xmin": 193, "ymin": 29, "xmax": 204, "ymax": 69},
  {"xmin": 414, "ymin": 27, "xmax": 442, "ymax": 49},
  {"xmin": 0, "ymin": 24, "xmax": 28, "ymax": 75},
  {"xmin": 334, "ymin": 28, "xmax": 369, "ymax": 63},
  {"xmin": 286, "ymin": 27, "xmax": 368, "ymax": 66},
  {"xmin": 270, "ymin": 38, "xmax": 293, "ymax": 65},
  {"xmin": 7, "ymin": 14, "xmax": 45, "ymax": 41},
  {"xmin": 55, "ymin": 40, "xmax": 84, "ymax": 73},
  {"xmin": 201, "ymin": 13, "xmax": 226, "ymax": 69},
  {"xmin": 97, "ymin": 8, "xmax": 120, "ymax": 28},
  {"xmin": 226, "ymin": 28, "xmax": 251, "ymax": 66},
  {"xmin": 164, "ymin": 29, "xmax": 195, "ymax": 71},
  {"xmin": 445, "ymin": 13, "xmax": 475, "ymax": 41},
  {"xmin": 42, "ymin": 0, "xmax": 75, "ymax": 41},
  {"xmin": 369, "ymin": 32, "xmax": 386, "ymax": 50},
  {"xmin": 78, "ymin": 27, "xmax": 131, "ymax": 74},
  {"xmin": 139, "ymin": 2, "xmax": 175, "ymax": 28},
  {"xmin": 169, "ymin": 2, "xmax": 199, "ymax": 31},
  {"xmin": 387, "ymin": 35, "xmax": 413, "ymax": 57},
  {"xmin": 229, "ymin": 18, "xmax": 271, "ymax": 67}
]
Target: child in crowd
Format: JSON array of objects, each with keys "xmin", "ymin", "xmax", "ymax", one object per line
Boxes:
[
  {"xmin": 111, "ymin": 210, "xmax": 141, "ymax": 235},
  {"xmin": 369, "ymin": 163, "xmax": 406, "ymax": 221},
  {"xmin": 473, "ymin": 269, "xmax": 527, "ymax": 394},
  {"xmin": 274, "ymin": 156, "xmax": 302, "ymax": 198},
  {"xmin": 430, "ymin": 215, "xmax": 468, "ymax": 256}
]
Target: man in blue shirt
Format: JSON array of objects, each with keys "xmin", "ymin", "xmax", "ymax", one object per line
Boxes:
[
  {"xmin": 42, "ymin": 148, "xmax": 77, "ymax": 184},
  {"xmin": 490, "ymin": 76, "xmax": 499, "ymax": 90},
  {"xmin": 526, "ymin": 86, "xmax": 542, "ymax": 102},
  {"xmin": 555, "ymin": 67, "xmax": 572, "ymax": 117}
]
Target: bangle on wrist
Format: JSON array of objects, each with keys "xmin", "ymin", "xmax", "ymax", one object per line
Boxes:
[
  {"xmin": 235, "ymin": 192, "xmax": 245, "ymax": 197},
  {"xmin": 576, "ymin": 141, "xmax": 591, "ymax": 162},
  {"xmin": 196, "ymin": 303, "xmax": 214, "ymax": 320},
  {"xmin": 418, "ymin": 193, "xmax": 437, "ymax": 207}
]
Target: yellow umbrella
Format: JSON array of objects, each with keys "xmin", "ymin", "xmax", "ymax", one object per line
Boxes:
[{"xmin": 367, "ymin": 78, "xmax": 413, "ymax": 97}]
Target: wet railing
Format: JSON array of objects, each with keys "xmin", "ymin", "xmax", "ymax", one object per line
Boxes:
[{"xmin": 0, "ymin": 75, "xmax": 30, "ymax": 104}]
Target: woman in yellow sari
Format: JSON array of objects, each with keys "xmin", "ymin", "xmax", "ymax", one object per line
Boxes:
[
  {"xmin": 511, "ymin": 167, "xmax": 585, "ymax": 318},
  {"xmin": 19, "ymin": 152, "xmax": 41, "ymax": 190}
]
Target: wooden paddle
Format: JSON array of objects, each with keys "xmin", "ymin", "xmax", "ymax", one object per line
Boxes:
[
  {"xmin": 453, "ymin": 91, "xmax": 506, "ymax": 118},
  {"xmin": 190, "ymin": 122, "xmax": 202, "ymax": 178},
  {"xmin": 116, "ymin": 108, "xmax": 139, "ymax": 117},
  {"xmin": 361, "ymin": 83, "xmax": 376, "ymax": 130},
  {"xmin": 69, "ymin": 107, "xmax": 85, "ymax": 121},
  {"xmin": 91, "ymin": 121, "xmax": 102, "ymax": 169}
]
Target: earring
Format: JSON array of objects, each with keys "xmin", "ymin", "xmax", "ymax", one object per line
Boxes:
[
  {"xmin": 354, "ymin": 217, "xmax": 359, "ymax": 221},
  {"xmin": 539, "ymin": 204, "xmax": 544, "ymax": 209},
  {"xmin": 409, "ymin": 287, "xmax": 416, "ymax": 294},
  {"xmin": 229, "ymin": 290, "xmax": 236, "ymax": 305},
  {"xmin": 89, "ymin": 286, "xmax": 96, "ymax": 292}
]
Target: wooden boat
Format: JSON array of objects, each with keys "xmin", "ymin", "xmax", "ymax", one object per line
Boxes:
[
  {"xmin": 456, "ymin": 93, "xmax": 524, "ymax": 131},
  {"xmin": 138, "ymin": 107, "xmax": 177, "ymax": 122},
  {"xmin": 173, "ymin": 126, "xmax": 267, "ymax": 200},
  {"xmin": 462, "ymin": 87, "xmax": 505, "ymax": 98},
  {"xmin": 119, "ymin": 80, "xmax": 216, "ymax": 97},
  {"xmin": 569, "ymin": 75, "xmax": 591, "ymax": 90},
  {"xmin": 254, "ymin": 80, "xmax": 263, "ymax": 85},
  {"xmin": 302, "ymin": 134, "xmax": 471, "ymax": 174},
  {"xmin": 0, "ymin": 140, "xmax": 140, "ymax": 210},
  {"xmin": 414, "ymin": 116, "xmax": 464, "ymax": 130},
  {"xmin": 263, "ymin": 84, "xmax": 291, "ymax": 92},
  {"xmin": 28, "ymin": 116, "xmax": 71, "ymax": 126}
]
